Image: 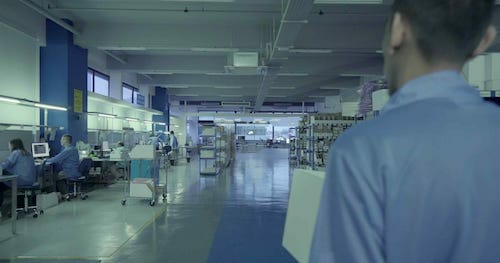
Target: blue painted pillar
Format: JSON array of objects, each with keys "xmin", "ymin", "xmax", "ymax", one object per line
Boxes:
[
  {"xmin": 40, "ymin": 19, "xmax": 88, "ymax": 153},
  {"xmin": 151, "ymin": 86, "xmax": 169, "ymax": 132}
]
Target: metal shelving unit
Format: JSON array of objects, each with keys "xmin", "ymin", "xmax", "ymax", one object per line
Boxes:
[{"xmin": 199, "ymin": 124, "xmax": 219, "ymax": 176}]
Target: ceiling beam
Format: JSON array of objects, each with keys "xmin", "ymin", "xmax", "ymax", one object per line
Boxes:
[{"xmin": 19, "ymin": 0, "xmax": 81, "ymax": 36}]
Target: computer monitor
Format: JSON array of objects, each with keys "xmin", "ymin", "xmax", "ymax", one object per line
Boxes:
[{"xmin": 32, "ymin": 143, "xmax": 50, "ymax": 158}]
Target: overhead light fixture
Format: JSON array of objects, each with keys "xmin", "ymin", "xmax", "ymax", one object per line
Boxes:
[
  {"xmin": 270, "ymin": 87, "xmax": 296, "ymax": 90},
  {"xmin": 309, "ymin": 95, "xmax": 326, "ymax": 98},
  {"xmin": 98, "ymin": 113, "xmax": 116, "ymax": 118},
  {"xmin": 314, "ymin": 0, "xmax": 383, "ymax": 4},
  {"xmin": 205, "ymin": 72, "xmax": 229, "ymax": 76},
  {"xmin": 126, "ymin": 117, "xmax": 139, "ymax": 122},
  {"xmin": 144, "ymin": 120, "xmax": 154, "ymax": 124},
  {"xmin": 0, "ymin": 97, "xmax": 21, "ymax": 104},
  {"xmin": 214, "ymin": 86, "xmax": 243, "ymax": 89},
  {"xmin": 267, "ymin": 95, "xmax": 287, "ymax": 98},
  {"xmin": 98, "ymin": 47, "xmax": 147, "ymax": 51},
  {"xmin": 340, "ymin": 73, "xmax": 381, "ymax": 77},
  {"xmin": 161, "ymin": 0, "xmax": 234, "ymax": 2},
  {"xmin": 289, "ymin": 49, "xmax": 332, "ymax": 54},
  {"xmin": 320, "ymin": 87, "xmax": 350, "ymax": 90},
  {"xmin": 220, "ymin": 95, "xmax": 243, "ymax": 98},
  {"xmin": 375, "ymin": 50, "xmax": 383, "ymax": 54},
  {"xmin": 167, "ymin": 85, "xmax": 189, "ymax": 89},
  {"xmin": 277, "ymin": 73, "xmax": 309, "ymax": 77},
  {"xmin": 176, "ymin": 94, "xmax": 199, "ymax": 97},
  {"xmin": 34, "ymin": 103, "xmax": 67, "ymax": 111},
  {"xmin": 191, "ymin": 47, "xmax": 239, "ymax": 52},
  {"xmin": 156, "ymin": 122, "xmax": 166, "ymax": 126}
]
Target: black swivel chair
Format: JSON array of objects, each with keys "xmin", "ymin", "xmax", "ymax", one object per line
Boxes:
[
  {"xmin": 68, "ymin": 158, "xmax": 92, "ymax": 200},
  {"xmin": 16, "ymin": 160, "xmax": 45, "ymax": 218}
]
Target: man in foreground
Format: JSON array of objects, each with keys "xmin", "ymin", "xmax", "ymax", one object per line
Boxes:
[{"xmin": 310, "ymin": 0, "xmax": 499, "ymax": 262}]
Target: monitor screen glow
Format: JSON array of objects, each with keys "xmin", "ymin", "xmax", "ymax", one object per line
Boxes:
[{"xmin": 32, "ymin": 143, "xmax": 50, "ymax": 158}]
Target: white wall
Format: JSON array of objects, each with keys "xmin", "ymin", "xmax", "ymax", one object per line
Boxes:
[{"xmin": 0, "ymin": 23, "xmax": 40, "ymax": 125}]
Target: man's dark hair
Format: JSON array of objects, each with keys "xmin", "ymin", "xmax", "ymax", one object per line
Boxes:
[{"xmin": 392, "ymin": 0, "xmax": 496, "ymax": 63}]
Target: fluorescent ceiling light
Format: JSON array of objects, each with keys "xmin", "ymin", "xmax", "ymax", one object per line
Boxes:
[
  {"xmin": 176, "ymin": 94, "xmax": 199, "ymax": 97},
  {"xmin": 220, "ymin": 95, "xmax": 243, "ymax": 98},
  {"xmin": 270, "ymin": 87, "xmax": 296, "ymax": 90},
  {"xmin": 205, "ymin": 72, "xmax": 229, "ymax": 76},
  {"xmin": 314, "ymin": 0, "xmax": 382, "ymax": 4},
  {"xmin": 376, "ymin": 50, "xmax": 383, "ymax": 54},
  {"xmin": 289, "ymin": 49, "xmax": 332, "ymax": 54},
  {"xmin": 214, "ymin": 86, "xmax": 243, "ymax": 89},
  {"xmin": 309, "ymin": 95, "xmax": 326, "ymax": 98},
  {"xmin": 0, "ymin": 97, "xmax": 20, "ymax": 104},
  {"xmin": 161, "ymin": 0, "xmax": 234, "ymax": 2},
  {"xmin": 167, "ymin": 85, "xmax": 188, "ymax": 89},
  {"xmin": 191, "ymin": 47, "xmax": 239, "ymax": 52},
  {"xmin": 340, "ymin": 73, "xmax": 380, "ymax": 77},
  {"xmin": 98, "ymin": 47, "xmax": 147, "ymax": 51},
  {"xmin": 320, "ymin": 87, "xmax": 350, "ymax": 90},
  {"xmin": 267, "ymin": 95, "xmax": 287, "ymax": 98},
  {"xmin": 126, "ymin": 118, "xmax": 139, "ymax": 122},
  {"xmin": 34, "ymin": 103, "xmax": 67, "ymax": 111},
  {"xmin": 156, "ymin": 122, "xmax": 166, "ymax": 126},
  {"xmin": 98, "ymin": 113, "xmax": 116, "ymax": 118},
  {"xmin": 277, "ymin": 73, "xmax": 309, "ymax": 77}
]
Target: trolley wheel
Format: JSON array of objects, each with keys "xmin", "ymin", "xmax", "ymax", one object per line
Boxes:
[
  {"xmin": 81, "ymin": 195, "xmax": 88, "ymax": 200},
  {"xmin": 33, "ymin": 213, "xmax": 38, "ymax": 218},
  {"xmin": 40, "ymin": 210, "xmax": 44, "ymax": 215},
  {"xmin": 150, "ymin": 200, "xmax": 155, "ymax": 206},
  {"xmin": 121, "ymin": 200, "xmax": 126, "ymax": 206},
  {"xmin": 162, "ymin": 193, "xmax": 167, "ymax": 199}
]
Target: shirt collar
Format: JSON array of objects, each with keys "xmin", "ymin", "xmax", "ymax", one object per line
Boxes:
[{"xmin": 382, "ymin": 70, "xmax": 481, "ymax": 114}]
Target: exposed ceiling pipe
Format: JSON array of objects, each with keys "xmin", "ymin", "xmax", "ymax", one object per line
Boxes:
[
  {"xmin": 102, "ymin": 50, "xmax": 127, "ymax": 64},
  {"xmin": 19, "ymin": 0, "xmax": 81, "ymax": 36}
]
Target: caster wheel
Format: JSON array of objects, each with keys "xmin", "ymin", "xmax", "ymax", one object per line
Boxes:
[
  {"xmin": 121, "ymin": 200, "xmax": 126, "ymax": 206},
  {"xmin": 162, "ymin": 193, "xmax": 167, "ymax": 199},
  {"xmin": 33, "ymin": 213, "xmax": 38, "ymax": 218},
  {"xmin": 40, "ymin": 210, "xmax": 44, "ymax": 215},
  {"xmin": 150, "ymin": 200, "xmax": 155, "ymax": 206}
]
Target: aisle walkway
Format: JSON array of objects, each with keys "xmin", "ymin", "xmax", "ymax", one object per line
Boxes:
[{"xmin": 0, "ymin": 148, "xmax": 296, "ymax": 262}]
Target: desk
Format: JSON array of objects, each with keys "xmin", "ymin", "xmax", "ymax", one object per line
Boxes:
[
  {"xmin": 83, "ymin": 158, "xmax": 129, "ymax": 183},
  {"xmin": 0, "ymin": 175, "xmax": 17, "ymax": 234}
]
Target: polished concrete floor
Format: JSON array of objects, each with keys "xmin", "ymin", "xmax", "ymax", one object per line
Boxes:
[{"xmin": 0, "ymin": 148, "xmax": 296, "ymax": 263}]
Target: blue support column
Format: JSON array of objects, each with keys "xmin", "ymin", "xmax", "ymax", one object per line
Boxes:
[
  {"xmin": 40, "ymin": 19, "xmax": 88, "ymax": 153},
  {"xmin": 151, "ymin": 86, "xmax": 169, "ymax": 132}
]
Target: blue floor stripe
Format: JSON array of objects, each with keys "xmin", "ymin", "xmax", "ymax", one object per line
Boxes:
[{"xmin": 207, "ymin": 149, "xmax": 296, "ymax": 263}]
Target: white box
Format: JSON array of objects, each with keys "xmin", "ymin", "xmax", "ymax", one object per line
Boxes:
[
  {"xmin": 282, "ymin": 169, "xmax": 325, "ymax": 263},
  {"xmin": 130, "ymin": 178, "xmax": 154, "ymax": 198}
]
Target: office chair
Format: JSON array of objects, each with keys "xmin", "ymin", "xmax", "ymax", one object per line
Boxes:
[
  {"xmin": 16, "ymin": 160, "xmax": 45, "ymax": 218},
  {"xmin": 68, "ymin": 158, "xmax": 92, "ymax": 200}
]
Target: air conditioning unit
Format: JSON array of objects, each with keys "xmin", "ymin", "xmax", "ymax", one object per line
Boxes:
[
  {"xmin": 225, "ymin": 52, "xmax": 267, "ymax": 75},
  {"xmin": 221, "ymin": 101, "xmax": 251, "ymax": 107}
]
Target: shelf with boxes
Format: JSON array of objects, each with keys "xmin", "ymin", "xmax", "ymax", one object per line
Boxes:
[{"xmin": 292, "ymin": 113, "xmax": 359, "ymax": 170}]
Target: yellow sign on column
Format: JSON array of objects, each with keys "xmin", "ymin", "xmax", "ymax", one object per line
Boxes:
[{"xmin": 74, "ymin": 89, "xmax": 83, "ymax": 113}]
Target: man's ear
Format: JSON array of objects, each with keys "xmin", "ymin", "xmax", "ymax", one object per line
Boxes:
[
  {"xmin": 471, "ymin": 26, "xmax": 497, "ymax": 58},
  {"xmin": 387, "ymin": 13, "xmax": 406, "ymax": 55}
]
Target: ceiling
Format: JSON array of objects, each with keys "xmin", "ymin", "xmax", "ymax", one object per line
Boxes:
[{"xmin": 22, "ymin": 0, "xmax": 500, "ymax": 111}]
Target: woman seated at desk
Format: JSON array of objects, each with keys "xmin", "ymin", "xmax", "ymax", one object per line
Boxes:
[{"xmin": 0, "ymin": 138, "xmax": 36, "ymax": 216}]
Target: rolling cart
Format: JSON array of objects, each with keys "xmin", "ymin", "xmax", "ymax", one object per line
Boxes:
[{"xmin": 121, "ymin": 145, "xmax": 166, "ymax": 206}]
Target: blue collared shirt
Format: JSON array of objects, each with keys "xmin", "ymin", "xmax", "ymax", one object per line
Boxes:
[
  {"xmin": 310, "ymin": 70, "xmax": 500, "ymax": 263},
  {"xmin": 47, "ymin": 145, "xmax": 80, "ymax": 179},
  {"xmin": 1, "ymin": 149, "xmax": 36, "ymax": 186}
]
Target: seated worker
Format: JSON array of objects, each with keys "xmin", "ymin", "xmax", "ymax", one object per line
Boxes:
[
  {"xmin": 46, "ymin": 134, "xmax": 79, "ymax": 199},
  {"xmin": 0, "ymin": 138, "xmax": 36, "ymax": 216}
]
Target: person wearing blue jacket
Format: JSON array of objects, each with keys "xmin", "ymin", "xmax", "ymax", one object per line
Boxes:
[
  {"xmin": 47, "ymin": 134, "xmax": 80, "ymax": 198},
  {"xmin": 0, "ymin": 138, "xmax": 36, "ymax": 209}
]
